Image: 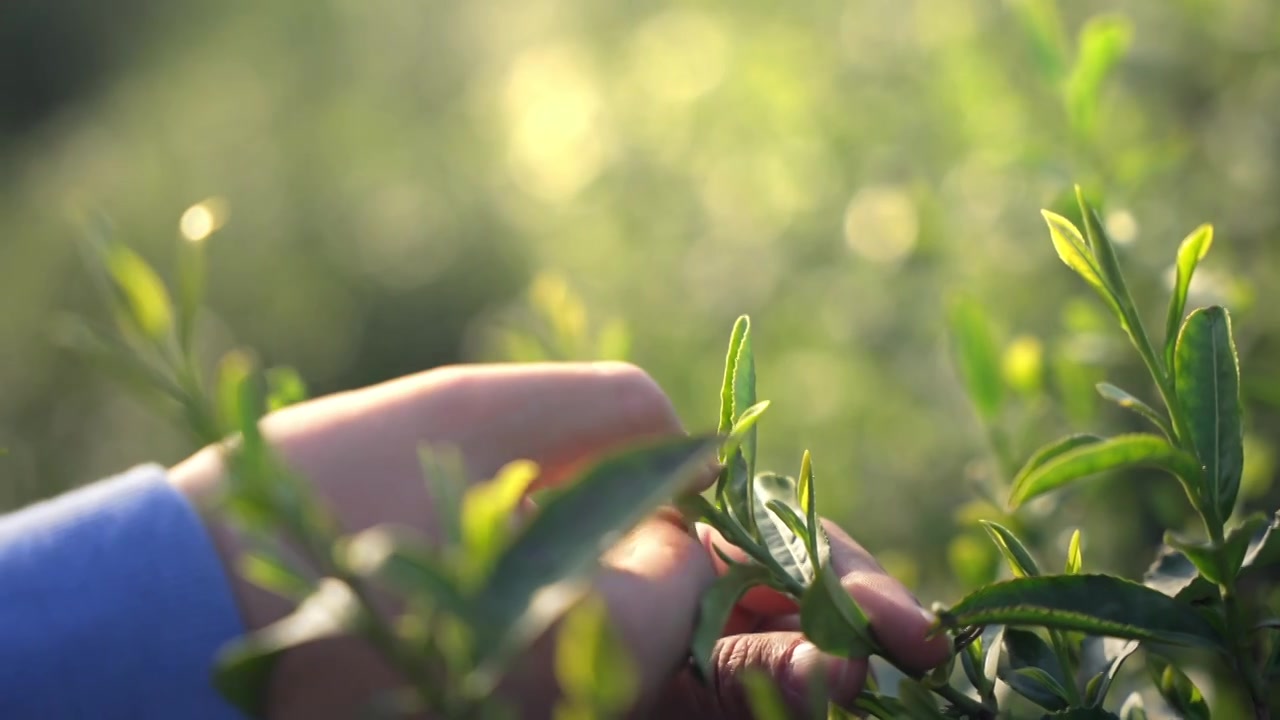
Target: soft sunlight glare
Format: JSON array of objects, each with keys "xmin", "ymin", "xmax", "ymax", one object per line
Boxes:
[
  {"xmin": 843, "ymin": 185, "xmax": 919, "ymax": 264},
  {"xmin": 179, "ymin": 197, "xmax": 229, "ymax": 242}
]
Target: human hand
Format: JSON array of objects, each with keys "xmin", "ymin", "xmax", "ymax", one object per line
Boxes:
[{"xmin": 169, "ymin": 361, "xmax": 947, "ymax": 718}]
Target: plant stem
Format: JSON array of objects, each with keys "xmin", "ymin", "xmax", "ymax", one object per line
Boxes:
[
  {"xmin": 1048, "ymin": 629, "xmax": 1082, "ymax": 704},
  {"xmin": 925, "ymin": 673, "xmax": 994, "ymax": 719}
]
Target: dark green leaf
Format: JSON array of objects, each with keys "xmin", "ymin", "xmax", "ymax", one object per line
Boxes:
[
  {"xmin": 979, "ymin": 520, "xmax": 1041, "ymax": 578},
  {"xmin": 555, "ymin": 594, "xmax": 639, "ymax": 715},
  {"xmin": 949, "ymin": 295, "xmax": 1004, "ymax": 420},
  {"xmin": 801, "ymin": 563, "xmax": 878, "ymax": 660},
  {"xmin": 1043, "ymin": 708, "xmax": 1121, "ymax": 720},
  {"xmin": 689, "ymin": 562, "xmax": 773, "ymax": 680},
  {"xmin": 1095, "ymin": 383, "xmax": 1173, "ymax": 438},
  {"xmin": 476, "ymin": 435, "xmax": 720, "ymax": 658},
  {"xmin": 1223, "ymin": 513, "xmax": 1270, "ymax": 580},
  {"xmin": 1243, "ymin": 511, "xmax": 1280, "ymax": 570},
  {"xmin": 1007, "ymin": 434, "xmax": 1201, "ymax": 510},
  {"xmin": 937, "ymin": 574, "xmax": 1223, "ymax": 650},
  {"xmin": 1148, "ymin": 655, "xmax": 1209, "ymax": 720},
  {"xmin": 1161, "ymin": 532, "xmax": 1221, "ymax": 585},
  {"xmin": 719, "ymin": 400, "xmax": 770, "ymax": 534},
  {"xmin": 1164, "ymin": 225, "xmax": 1214, "ymax": 368},
  {"xmin": 1174, "ymin": 306, "xmax": 1244, "ymax": 524},
  {"xmin": 854, "ymin": 691, "xmax": 907, "ymax": 720},
  {"xmin": 999, "ymin": 629, "xmax": 1069, "ymax": 710},
  {"xmin": 896, "ymin": 679, "xmax": 947, "ymax": 719},
  {"xmin": 214, "ymin": 579, "xmax": 361, "ymax": 717},
  {"xmin": 1006, "ymin": 666, "xmax": 1070, "ymax": 710},
  {"xmin": 755, "ymin": 473, "xmax": 820, "ymax": 586}
]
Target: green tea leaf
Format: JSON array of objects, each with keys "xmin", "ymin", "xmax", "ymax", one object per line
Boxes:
[
  {"xmin": 1222, "ymin": 514, "xmax": 1270, "ymax": 580},
  {"xmin": 801, "ymin": 563, "xmax": 877, "ymax": 660},
  {"xmin": 999, "ymin": 629, "xmax": 1069, "ymax": 710},
  {"xmin": 718, "ymin": 315, "xmax": 749, "ymax": 438},
  {"xmin": 854, "ymin": 691, "xmax": 908, "ymax": 720},
  {"xmin": 339, "ymin": 527, "xmax": 470, "ymax": 621},
  {"xmin": 1006, "ymin": 666, "xmax": 1071, "ymax": 710},
  {"xmin": 555, "ymin": 594, "xmax": 639, "ymax": 715},
  {"xmin": 105, "ymin": 243, "xmax": 175, "ymax": 341},
  {"xmin": 1174, "ymin": 306, "xmax": 1244, "ymax": 524},
  {"xmin": 979, "ymin": 520, "xmax": 1041, "ymax": 578},
  {"xmin": 1095, "ymin": 383, "xmax": 1173, "ymax": 438},
  {"xmin": 461, "ymin": 460, "xmax": 539, "ymax": 580},
  {"xmin": 1066, "ymin": 529, "xmax": 1083, "ymax": 574},
  {"xmin": 1083, "ymin": 639, "xmax": 1138, "ymax": 708},
  {"xmin": 896, "ymin": 679, "xmax": 947, "ymax": 719},
  {"xmin": 1164, "ymin": 225, "xmax": 1214, "ymax": 368},
  {"xmin": 1075, "ymin": 188, "xmax": 1132, "ymax": 319},
  {"xmin": 755, "ymin": 473, "xmax": 821, "ymax": 587},
  {"xmin": 742, "ymin": 670, "xmax": 790, "ymax": 720},
  {"xmin": 719, "ymin": 400, "xmax": 770, "ymax": 534},
  {"xmin": 689, "ymin": 562, "xmax": 773, "ymax": 681},
  {"xmin": 1065, "ymin": 15, "xmax": 1133, "ymax": 136},
  {"xmin": 1011, "ymin": 434, "xmax": 1104, "ymax": 492},
  {"xmin": 798, "ymin": 450, "xmax": 821, "ymax": 567},
  {"xmin": 949, "ymin": 295, "xmax": 1004, "ymax": 421},
  {"xmin": 733, "ymin": 317, "xmax": 758, "ymax": 469},
  {"xmin": 475, "ymin": 435, "xmax": 720, "ymax": 658},
  {"xmin": 1040, "ymin": 211, "xmax": 1113, "ymax": 312},
  {"xmin": 265, "ymin": 367, "xmax": 309, "ymax": 412},
  {"xmin": 938, "ymin": 574, "xmax": 1223, "ymax": 650},
  {"xmin": 1008, "ymin": 434, "xmax": 1201, "ymax": 509},
  {"xmin": 214, "ymin": 579, "xmax": 361, "ymax": 716},
  {"xmin": 1148, "ymin": 655, "xmax": 1209, "ymax": 720},
  {"xmin": 1243, "ymin": 511, "xmax": 1280, "ymax": 570},
  {"xmin": 238, "ymin": 549, "xmax": 313, "ymax": 602},
  {"xmin": 1008, "ymin": 0, "xmax": 1069, "ymax": 81}
]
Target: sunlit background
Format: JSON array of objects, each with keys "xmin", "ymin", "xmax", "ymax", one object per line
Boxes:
[{"xmin": 3, "ymin": 0, "xmax": 1280, "ymax": 631}]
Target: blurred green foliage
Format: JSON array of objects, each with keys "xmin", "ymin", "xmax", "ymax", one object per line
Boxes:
[{"xmin": 3, "ymin": 0, "xmax": 1280, "ymax": 609}]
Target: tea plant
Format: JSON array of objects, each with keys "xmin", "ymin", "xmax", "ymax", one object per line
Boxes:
[{"xmin": 71, "ymin": 184, "xmax": 1280, "ymax": 719}]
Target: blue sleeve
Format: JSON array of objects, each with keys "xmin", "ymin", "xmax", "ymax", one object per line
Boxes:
[{"xmin": 0, "ymin": 465, "xmax": 249, "ymax": 719}]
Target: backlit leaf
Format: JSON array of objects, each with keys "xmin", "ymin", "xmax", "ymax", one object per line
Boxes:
[
  {"xmin": 461, "ymin": 460, "xmax": 539, "ymax": 579},
  {"xmin": 1148, "ymin": 655, "xmax": 1209, "ymax": 720},
  {"xmin": 742, "ymin": 670, "xmax": 789, "ymax": 720},
  {"xmin": 718, "ymin": 316, "xmax": 749, "ymax": 438},
  {"xmin": 1011, "ymin": 434, "xmax": 1104, "ymax": 493},
  {"xmin": 1008, "ymin": 434, "xmax": 1201, "ymax": 510},
  {"xmin": 1066, "ymin": 529, "xmax": 1083, "ymax": 574},
  {"xmin": 755, "ymin": 473, "xmax": 822, "ymax": 587},
  {"xmin": 105, "ymin": 243, "xmax": 174, "ymax": 341},
  {"xmin": 1164, "ymin": 225, "xmax": 1214, "ymax": 368},
  {"xmin": 938, "ymin": 574, "xmax": 1223, "ymax": 650},
  {"xmin": 1065, "ymin": 15, "xmax": 1133, "ymax": 136},
  {"xmin": 1041, "ymin": 210, "xmax": 1114, "ymax": 315},
  {"xmin": 979, "ymin": 520, "xmax": 1041, "ymax": 578},
  {"xmin": 689, "ymin": 562, "xmax": 773, "ymax": 681},
  {"xmin": 475, "ymin": 435, "xmax": 720, "ymax": 660},
  {"xmin": 265, "ymin": 367, "xmax": 309, "ymax": 412},
  {"xmin": 798, "ymin": 450, "xmax": 821, "ymax": 568},
  {"xmin": 1174, "ymin": 306, "xmax": 1244, "ymax": 524}
]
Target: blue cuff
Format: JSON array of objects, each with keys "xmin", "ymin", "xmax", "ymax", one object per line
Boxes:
[{"xmin": 0, "ymin": 465, "xmax": 248, "ymax": 719}]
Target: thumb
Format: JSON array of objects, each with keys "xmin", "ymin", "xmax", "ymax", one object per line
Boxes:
[{"xmin": 704, "ymin": 632, "xmax": 866, "ymax": 717}]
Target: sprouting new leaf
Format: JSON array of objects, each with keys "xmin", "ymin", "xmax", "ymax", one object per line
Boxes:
[
  {"xmin": 475, "ymin": 435, "xmax": 719, "ymax": 657},
  {"xmin": 755, "ymin": 473, "xmax": 824, "ymax": 586},
  {"xmin": 1164, "ymin": 225, "xmax": 1214, "ymax": 368},
  {"xmin": 1174, "ymin": 306, "xmax": 1244, "ymax": 524},
  {"xmin": 214, "ymin": 579, "xmax": 361, "ymax": 716},
  {"xmin": 690, "ymin": 563, "xmax": 773, "ymax": 681},
  {"xmin": 105, "ymin": 243, "xmax": 175, "ymax": 341},
  {"xmin": 1095, "ymin": 383, "xmax": 1173, "ymax": 438},
  {"xmin": 800, "ymin": 563, "xmax": 878, "ymax": 660},
  {"xmin": 798, "ymin": 450, "xmax": 821, "ymax": 566},
  {"xmin": 937, "ymin": 574, "xmax": 1223, "ymax": 650},
  {"xmin": 1040, "ymin": 210, "xmax": 1113, "ymax": 311},
  {"xmin": 1148, "ymin": 655, "xmax": 1210, "ymax": 720},
  {"xmin": 1074, "ymin": 188, "xmax": 1132, "ymax": 320},
  {"xmin": 719, "ymin": 399, "xmax": 770, "ymax": 533},
  {"xmin": 555, "ymin": 594, "xmax": 639, "ymax": 716},
  {"xmin": 948, "ymin": 295, "xmax": 1004, "ymax": 421},
  {"xmin": 733, "ymin": 318, "xmax": 758, "ymax": 470},
  {"xmin": 1066, "ymin": 529, "xmax": 1083, "ymax": 574},
  {"xmin": 718, "ymin": 316, "xmax": 750, "ymax": 439},
  {"xmin": 978, "ymin": 520, "xmax": 1041, "ymax": 578},
  {"xmin": 1008, "ymin": 434, "xmax": 1202, "ymax": 510},
  {"xmin": 461, "ymin": 460, "xmax": 539, "ymax": 579}
]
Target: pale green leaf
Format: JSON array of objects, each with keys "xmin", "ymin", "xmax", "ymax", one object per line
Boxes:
[
  {"xmin": 948, "ymin": 295, "xmax": 1004, "ymax": 421},
  {"xmin": 1007, "ymin": 434, "xmax": 1202, "ymax": 510},
  {"xmin": 555, "ymin": 594, "xmax": 639, "ymax": 715},
  {"xmin": 978, "ymin": 520, "xmax": 1041, "ymax": 578},
  {"xmin": 1066, "ymin": 529, "xmax": 1083, "ymax": 575},
  {"xmin": 1164, "ymin": 224, "xmax": 1214, "ymax": 368},
  {"xmin": 105, "ymin": 243, "xmax": 174, "ymax": 341},
  {"xmin": 1095, "ymin": 383, "xmax": 1173, "ymax": 438},
  {"xmin": 800, "ymin": 563, "xmax": 878, "ymax": 660}
]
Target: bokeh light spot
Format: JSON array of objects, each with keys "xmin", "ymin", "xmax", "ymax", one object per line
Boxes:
[
  {"xmin": 843, "ymin": 185, "xmax": 918, "ymax": 264},
  {"xmin": 179, "ymin": 197, "xmax": 229, "ymax": 243}
]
